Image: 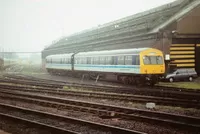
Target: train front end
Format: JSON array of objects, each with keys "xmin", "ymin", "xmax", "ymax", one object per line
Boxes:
[{"xmin": 140, "ymin": 48, "xmax": 165, "ymax": 85}]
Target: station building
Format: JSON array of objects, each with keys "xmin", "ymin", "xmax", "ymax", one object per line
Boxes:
[{"xmin": 42, "ymin": 0, "xmax": 200, "ymax": 75}]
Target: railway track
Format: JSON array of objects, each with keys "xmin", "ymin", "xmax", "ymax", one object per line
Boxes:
[
  {"xmin": 0, "ymin": 83, "xmax": 199, "ymax": 108},
  {"xmin": 0, "ymin": 103, "xmax": 142, "ymax": 134},
  {"xmin": 4, "ymin": 73, "xmax": 200, "ymax": 93},
  {"xmin": 0, "ymin": 90, "xmax": 199, "ymax": 132},
  {"xmin": 1, "ymin": 75, "xmax": 200, "ymax": 101}
]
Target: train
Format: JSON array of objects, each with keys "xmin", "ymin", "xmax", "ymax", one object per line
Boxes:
[{"xmin": 45, "ymin": 48, "xmax": 165, "ymax": 85}]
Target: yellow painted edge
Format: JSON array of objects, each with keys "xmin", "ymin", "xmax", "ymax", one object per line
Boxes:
[
  {"xmin": 171, "ymin": 44, "xmax": 195, "ymax": 47},
  {"xmin": 170, "ymin": 51, "xmax": 195, "ymax": 54},
  {"xmin": 176, "ymin": 64, "xmax": 195, "ymax": 67},
  {"xmin": 170, "ymin": 47, "xmax": 195, "ymax": 50},
  {"xmin": 171, "ymin": 60, "xmax": 195, "ymax": 63},
  {"xmin": 197, "ymin": 44, "xmax": 200, "ymax": 47},
  {"xmin": 170, "ymin": 55, "xmax": 195, "ymax": 58}
]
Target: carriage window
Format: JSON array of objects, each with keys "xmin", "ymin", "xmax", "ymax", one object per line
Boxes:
[
  {"xmin": 93, "ymin": 57, "xmax": 99, "ymax": 64},
  {"xmin": 75, "ymin": 58, "xmax": 79, "ymax": 64},
  {"xmin": 65, "ymin": 58, "xmax": 71, "ymax": 64},
  {"xmin": 133, "ymin": 55, "xmax": 140, "ymax": 65},
  {"xmin": 135, "ymin": 56, "xmax": 140, "ymax": 65},
  {"xmin": 125, "ymin": 56, "xmax": 132, "ymax": 65},
  {"xmin": 87, "ymin": 57, "xmax": 91, "ymax": 64},
  {"xmin": 56, "ymin": 59, "xmax": 59, "ymax": 64},
  {"xmin": 105, "ymin": 57, "xmax": 112, "ymax": 65},
  {"xmin": 113, "ymin": 56, "xmax": 117, "ymax": 65},
  {"xmin": 82, "ymin": 58, "xmax": 87, "ymax": 64},
  {"xmin": 62, "ymin": 58, "xmax": 64, "ymax": 64},
  {"xmin": 66, "ymin": 58, "xmax": 68, "ymax": 64},
  {"xmin": 118, "ymin": 56, "xmax": 124, "ymax": 65},
  {"xmin": 79, "ymin": 58, "xmax": 83, "ymax": 64},
  {"xmin": 65, "ymin": 58, "xmax": 68, "ymax": 64},
  {"xmin": 99, "ymin": 57, "xmax": 105, "ymax": 65},
  {"xmin": 91, "ymin": 57, "xmax": 94, "ymax": 64}
]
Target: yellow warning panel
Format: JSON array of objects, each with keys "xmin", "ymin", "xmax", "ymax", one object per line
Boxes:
[
  {"xmin": 170, "ymin": 55, "xmax": 195, "ymax": 58},
  {"xmin": 176, "ymin": 64, "xmax": 195, "ymax": 67},
  {"xmin": 170, "ymin": 51, "xmax": 194, "ymax": 54},
  {"xmin": 170, "ymin": 47, "xmax": 195, "ymax": 50},
  {"xmin": 171, "ymin": 59, "xmax": 195, "ymax": 63},
  {"xmin": 171, "ymin": 44, "xmax": 195, "ymax": 47}
]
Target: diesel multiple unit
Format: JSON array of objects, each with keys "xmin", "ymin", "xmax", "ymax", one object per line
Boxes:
[{"xmin": 45, "ymin": 48, "xmax": 165, "ymax": 85}]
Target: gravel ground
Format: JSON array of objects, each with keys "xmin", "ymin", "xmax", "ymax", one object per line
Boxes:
[
  {"xmin": 0, "ymin": 117, "xmax": 52, "ymax": 134},
  {"xmin": 9, "ymin": 88, "xmax": 200, "ymax": 118},
  {"xmin": 0, "ymin": 98, "xmax": 194, "ymax": 134},
  {"xmin": 22, "ymin": 71, "xmax": 126, "ymax": 87},
  {"xmin": 0, "ymin": 103, "xmax": 111, "ymax": 134}
]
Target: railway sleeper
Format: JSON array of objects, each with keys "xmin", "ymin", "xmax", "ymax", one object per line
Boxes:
[{"xmin": 0, "ymin": 93, "xmax": 199, "ymax": 131}]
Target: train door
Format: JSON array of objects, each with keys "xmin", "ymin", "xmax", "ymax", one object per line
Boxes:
[{"xmin": 71, "ymin": 54, "xmax": 75, "ymax": 71}]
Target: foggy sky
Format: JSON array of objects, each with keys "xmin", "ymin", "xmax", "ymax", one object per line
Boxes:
[{"xmin": 0, "ymin": 0, "xmax": 176, "ymax": 52}]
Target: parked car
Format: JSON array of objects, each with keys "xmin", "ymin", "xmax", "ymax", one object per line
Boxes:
[{"xmin": 163, "ymin": 68, "xmax": 198, "ymax": 82}]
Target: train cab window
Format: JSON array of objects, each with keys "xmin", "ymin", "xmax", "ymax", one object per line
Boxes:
[
  {"xmin": 143, "ymin": 56, "xmax": 163, "ymax": 65},
  {"xmin": 143, "ymin": 56, "xmax": 151, "ymax": 64},
  {"xmin": 125, "ymin": 56, "xmax": 132, "ymax": 65},
  {"xmin": 118, "ymin": 56, "xmax": 124, "ymax": 65},
  {"xmin": 156, "ymin": 56, "xmax": 163, "ymax": 64}
]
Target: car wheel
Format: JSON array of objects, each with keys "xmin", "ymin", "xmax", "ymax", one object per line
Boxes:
[
  {"xmin": 189, "ymin": 76, "xmax": 193, "ymax": 82},
  {"xmin": 169, "ymin": 77, "xmax": 174, "ymax": 82}
]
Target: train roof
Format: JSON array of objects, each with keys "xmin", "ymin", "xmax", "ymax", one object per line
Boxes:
[
  {"xmin": 75, "ymin": 48, "xmax": 152, "ymax": 57},
  {"xmin": 46, "ymin": 53, "xmax": 74, "ymax": 59},
  {"xmin": 46, "ymin": 48, "xmax": 161, "ymax": 59}
]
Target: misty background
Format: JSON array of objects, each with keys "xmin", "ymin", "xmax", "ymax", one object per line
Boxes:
[{"xmin": 0, "ymin": 0, "xmax": 175, "ymax": 64}]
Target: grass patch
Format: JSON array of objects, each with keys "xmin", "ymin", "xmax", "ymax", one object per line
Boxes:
[{"xmin": 158, "ymin": 82, "xmax": 200, "ymax": 90}]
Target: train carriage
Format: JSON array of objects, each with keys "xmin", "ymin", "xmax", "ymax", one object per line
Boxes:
[
  {"xmin": 46, "ymin": 53, "xmax": 73, "ymax": 73},
  {"xmin": 74, "ymin": 48, "xmax": 165, "ymax": 85},
  {"xmin": 45, "ymin": 48, "xmax": 165, "ymax": 85}
]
